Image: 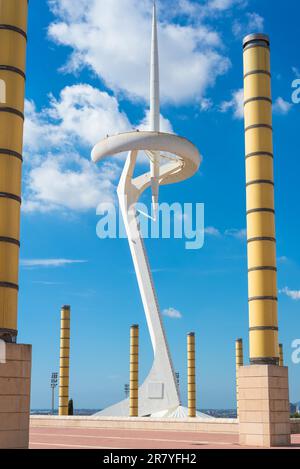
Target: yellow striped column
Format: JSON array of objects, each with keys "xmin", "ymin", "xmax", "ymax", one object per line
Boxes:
[
  {"xmin": 59, "ymin": 305, "xmax": 71, "ymax": 416},
  {"xmin": 0, "ymin": 0, "xmax": 28, "ymax": 342},
  {"xmin": 187, "ymin": 332, "xmax": 196, "ymax": 417},
  {"xmin": 129, "ymin": 325, "xmax": 139, "ymax": 417},
  {"xmin": 235, "ymin": 338, "xmax": 244, "ymax": 417},
  {"xmin": 243, "ymin": 34, "xmax": 279, "ymax": 365},
  {"xmin": 279, "ymin": 343, "xmax": 284, "ymax": 366}
]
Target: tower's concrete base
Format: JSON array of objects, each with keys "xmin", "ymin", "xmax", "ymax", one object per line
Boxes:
[
  {"xmin": 0, "ymin": 342, "xmax": 32, "ymax": 449},
  {"xmin": 238, "ymin": 365, "xmax": 291, "ymax": 447}
]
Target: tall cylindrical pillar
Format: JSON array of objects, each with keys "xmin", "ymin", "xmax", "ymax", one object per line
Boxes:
[
  {"xmin": 129, "ymin": 324, "xmax": 139, "ymax": 417},
  {"xmin": 187, "ymin": 332, "xmax": 196, "ymax": 417},
  {"xmin": 243, "ymin": 33, "xmax": 279, "ymax": 365},
  {"xmin": 0, "ymin": 0, "xmax": 28, "ymax": 342},
  {"xmin": 279, "ymin": 343, "xmax": 284, "ymax": 367},
  {"xmin": 235, "ymin": 338, "xmax": 244, "ymax": 417},
  {"xmin": 59, "ymin": 305, "xmax": 70, "ymax": 416}
]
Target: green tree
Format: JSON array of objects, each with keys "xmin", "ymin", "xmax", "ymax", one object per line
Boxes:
[{"xmin": 68, "ymin": 398, "xmax": 74, "ymax": 416}]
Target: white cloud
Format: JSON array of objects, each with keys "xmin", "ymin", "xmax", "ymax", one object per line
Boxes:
[
  {"xmin": 225, "ymin": 228, "xmax": 247, "ymax": 240},
  {"xmin": 168, "ymin": 0, "xmax": 248, "ymax": 20},
  {"xmin": 292, "ymin": 67, "xmax": 300, "ymax": 78},
  {"xmin": 208, "ymin": 0, "xmax": 248, "ymax": 11},
  {"xmin": 205, "ymin": 226, "xmax": 246, "ymax": 239},
  {"xmin": 220, "ymin": 91, "xmax": 292, "ymax": 119},
  {"xmin": 138, "ymin": 110, "xmax": 173, "ymax": 133},
  {"xmin": 220, "ymin": 88, "xmax": 244, "ymax": 119},
  {"xmin": 23, "ymin": 84, "xmax": 172, "ymax": 213},
  {"xmin": 205, "ymin": 226, "xmax": 221, "ymax": 236},
  {"xmin": 24, "ymin": 84, "xmax": 131, "ymax": 151},
  {"xmin": 233, "ymin": 12, "xmax": 264, "ymax": 38},
  {"xmin": 278, "ymin": 256, "xmax": 289, "ymax": 264},
  {"xmin": 48, "ymin": 0, "xmax": 230, "ymax": 105},
  {"xmin": 280, "ymin": 287, "xmax": 300, "ymax": 301},
  {"xmin": 162, "ymin": 307, "xmax": 182, "ymax": 319},
  {"xmin": 20, "ymin": 259, "xmax": 87, "ymax": 267},
  {"xmin": 23, "ymin": 153, "xmax": 120, "ymax": 213},
  {"xmin": 200, "ymin": 97, "xmax": 213, "ymax": 111},
  {"xmin": 273, "ymin": 97, "xmax": 293, "ymax": 115}
]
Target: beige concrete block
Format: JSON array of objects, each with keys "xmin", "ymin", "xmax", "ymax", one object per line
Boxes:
[
  {"xmin": 0, "ymin": 395, "xmax": 29, "ymax": 413},
  {"xmin": 269, "ymin": 377, "xmax": 289, "ymax": 389},
  {"xmin": 269, "ymin": 412, "xmax": 290, "ymax": 424},
  {"xmin": 0, "ymin": 377, "xmax": 30, "ymax": 395},
  {"xmin": 239, "ymin": 411, "xmax": 271, "ymax": 423},
  {"xmin": 239, "ymin": 387, "xmax": 269, "ymax": 400},
  {"xmin": 270, "ymin": 400, "xmax": 290, "ymax": 412},
  {"xmin": 0, "ymin": 360, "xmax": 31, "ymax": 378},
  {"xmin": 270, "ymin": 422, "xmax": 291, "ymax": 435},
  {"xmin": 0, "ymin": 412, "xmax": 29, "ymax": 431},
  {"xmin": 239, "ymin": 376, "xmax": 269, "ymax": 389},
  {"xmin": 267, "ymin": 365, "xmax": 288, "ymax": 378},
  {"xmin": 0, "ymin": 429, "xmax": 29, "ymax": 449},
  {"xmin": 239, "ymin": 422, "xmax": 266, "ymax": 435},
  {"xmin": 268, "ymin": 388, "xmax": 289, "ymax": 400},
  {"xmin": 238, "ymin": 365, "xmax": 291, "ymax": 447},
  {"xmin": 262, "ymin": 435, "xmax": 272, "ymax": 447},
  {"xmin": 239, "ymin": 433, "xmax": 265, "ymax": 447},
  {"xmin": 5, "ymin": 344, "xmax": 32, "ymax": 362},
  {"xmin": 239, "ymin": 365, "xmax": 289, "ymax": 379},
  {"xmin": 0, "ymin": 344, "xmax": 32, "ymax": 450},
  {"xmin": 270, "ymin": 434, "xmax": 291, "ymax": 446},
  {"xmin": 239, "ymin": 399, "xmax": 270, "ymax": 412},
  {"xmin": 239, "ymin": 365, "xmax": 268, "ymax": 378}
]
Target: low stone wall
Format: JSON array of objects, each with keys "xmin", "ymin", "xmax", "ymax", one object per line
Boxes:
[
  {"xmin": 30, "ymin": 415, "xmax": 300, "ymax": 435},
  {"xmin": 291, "ymin": 419, "xmax": 300, "ymax": 434},
  {"xmin": 30, "ymin": 415, "xmax": 238, "ymax": 434}
]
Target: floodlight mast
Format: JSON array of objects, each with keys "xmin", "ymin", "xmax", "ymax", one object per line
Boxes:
[{"xmin": 150, "ymin": 0, "xmax": 160, "ymax": 220}]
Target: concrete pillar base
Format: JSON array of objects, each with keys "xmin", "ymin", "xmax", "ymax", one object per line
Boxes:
[
  {"xmin": 238, "ymin": 365, "xmax": 291, "ymax": 447},
  {"xmin": 0, "ymin": 342, "xmax": 32, "ymax": 449}
]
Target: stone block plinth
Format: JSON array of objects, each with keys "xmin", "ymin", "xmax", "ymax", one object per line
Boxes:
[
  {"xmin": 0, "ymin": 342, "xmax": 32, "ymax": 449},
  {"xmin": 238, "ymin": 365, "xmax": 291, "ymax": 447}
]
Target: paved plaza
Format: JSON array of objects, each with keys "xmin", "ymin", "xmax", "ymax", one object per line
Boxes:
[{"xmin": 29, "ymin": 426, "xmax": 300, "ymax": 450}]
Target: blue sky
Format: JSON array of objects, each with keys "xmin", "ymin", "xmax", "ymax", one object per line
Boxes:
[{"xmin": 18, "ymin": 0, "xmax": 300, "ymax": 410}]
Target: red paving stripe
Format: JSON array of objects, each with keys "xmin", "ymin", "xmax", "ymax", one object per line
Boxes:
[
  {"xmin": 30, "ymin": 437, "xmax": 208, "ymax": 450},
  {"xmin": 30, "ymin": 430, "xmax": 238, "ymax": 447},
  {"xmin": 30, "ymin": 426, "xmax": 239, "ymax": 443},
  {"xmin": 30, "ymin": 441, "xmax": 124, "ymax": 449}
]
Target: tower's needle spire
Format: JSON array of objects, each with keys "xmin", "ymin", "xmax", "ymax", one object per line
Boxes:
[
  {"xmin": 150, "ymin": 0, "xmax": 160, "ymax": 220},
  {"xmin": 150, "ymin": 0, "xmax": 160, "ymax": 132}
]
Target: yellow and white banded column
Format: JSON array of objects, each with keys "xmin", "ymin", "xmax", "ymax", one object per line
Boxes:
[
  {"xmin": 59, "ymin": 305, "xmax": 71, "ymax": 416},
  {"xmin": 187, "ymin": 332, "xmax": 196, "ymax": 417},
  {"xmin": 243, "ymin": 34, "xmax": 279, "ymax": 365},
  {"xmin": 129, "ymin": 324, "xmax": 139, "ymax": 417},
  {"xmin": 0, "ymin": 0, "xmax": 28, "ymax": 342},
  {"xmin": 235, "ymin": 338, "xmax": 244, "ymax": 417}
]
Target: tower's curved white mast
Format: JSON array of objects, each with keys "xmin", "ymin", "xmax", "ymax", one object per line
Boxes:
[{"xmin": 92, "ymin": 1, "xmax": 203, "ymax": 418}]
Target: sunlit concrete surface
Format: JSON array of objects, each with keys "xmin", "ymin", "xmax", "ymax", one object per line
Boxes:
[{"xmin": 29, "ymin": 426, "xmax": 300, "ymax": 450}]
